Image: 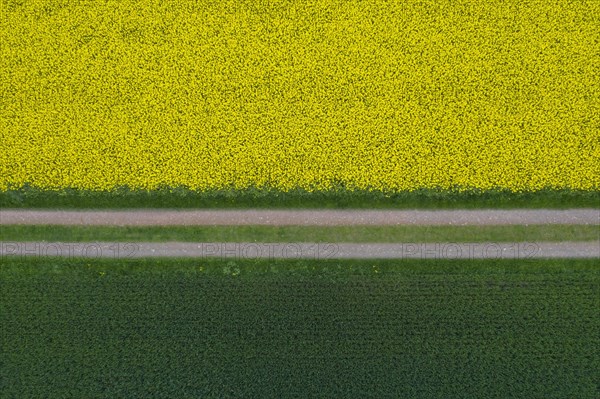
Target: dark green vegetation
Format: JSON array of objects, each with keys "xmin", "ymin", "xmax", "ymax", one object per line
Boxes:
[
  {"xmin": 2, "ymin": 224, "xmax": 599, "ymax": 243},
  {"xmin": 1, "ymin": 258, "xmax": 598, "ymax": 398},
  {"xmin": 1, "ymin": 186, "xmax": 599, "ymax": 209}
]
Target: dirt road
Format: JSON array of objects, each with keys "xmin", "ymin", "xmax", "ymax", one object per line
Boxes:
[
  {"xmin": 3, "ymin": 209, "xmax": 597, "ymax": 258},
  {"xmin": 1, "ymin": 209, "xmax": 598, "ymax": 226},
  {"xmin": 1, "ymin": 241, "xmax": 598, "ymax": 259}
]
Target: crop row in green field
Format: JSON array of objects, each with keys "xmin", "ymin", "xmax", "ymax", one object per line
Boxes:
[{"xmin": 2, "ymin": 258, "xmax": 598, "ymax": 398}]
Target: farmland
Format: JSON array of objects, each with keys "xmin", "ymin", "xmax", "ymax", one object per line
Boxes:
[
  {"xmin": 1, "ymin": 0, "xmax": 598, "ymax": 397},
  {"xmin": 1, "ymin": 258, "xmax": 598, "ymax": 398},
  {"xmin": 2, "ymin": 0, "xmax": 599, "ymax": 192}
]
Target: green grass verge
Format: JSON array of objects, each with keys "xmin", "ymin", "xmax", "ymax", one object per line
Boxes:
[
  {"xmin": 1, "ymin": 257, "xmax": 598, "ymax": 398},
  {"xmin": 1, "ymin": 186, "xmax": 599, "ymax": 209},
  {"xmin": 2, "ymin": 224, "xmax": 599, "ymax": 242}
]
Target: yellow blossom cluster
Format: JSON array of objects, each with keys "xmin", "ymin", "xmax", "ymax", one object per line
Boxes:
[{"xmin": 1, "ymin": 0, "xmax": 598, "ymax": 192}]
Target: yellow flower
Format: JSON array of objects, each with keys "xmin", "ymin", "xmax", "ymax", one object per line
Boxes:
[{"xmin": 1, "ymin": 1, "xmax": 598, "ymax": 192}]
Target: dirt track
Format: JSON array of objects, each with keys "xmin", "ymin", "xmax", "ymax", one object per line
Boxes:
[
  {"xmin": 2, "ymin": 209, "xmax": 597, "ymax": 259},
  {"xmin": 1, "ymin": 241, "xmax": 598, "ymax": 259},
  {"xmin": 1, "ymin": 209, "xmax": 598, "ymax": 226}
]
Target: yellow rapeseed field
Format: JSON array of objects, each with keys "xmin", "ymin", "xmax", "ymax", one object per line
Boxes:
[{"xmin": 1, "ymin": 0, "xmax": 598, "ymax": 192}]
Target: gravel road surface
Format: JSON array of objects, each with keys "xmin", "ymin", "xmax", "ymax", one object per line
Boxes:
[
  {"xmin": 1, "ymin": 241, "xmax": 598, "ymax": 259},
  {"xmin": 1, "ymin": 209, "xmax": 598, "ymax": 226}
]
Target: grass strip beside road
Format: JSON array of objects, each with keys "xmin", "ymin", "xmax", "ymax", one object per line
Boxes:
[
  {"xmin": 1, "ymin": 258, "xmax": 598, "ymax": 398},
  {"xmin": 2, "ymin": 224, "xmax": 598, "ymax": 243},
  {"xmin": 2, "ymin": 187, "xmax": 599, "ymax": 209}
]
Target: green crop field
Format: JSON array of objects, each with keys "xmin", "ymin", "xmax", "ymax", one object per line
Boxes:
[{"xmin": 1, "ymin": 258, "xmax": 598, "ymax": 398}]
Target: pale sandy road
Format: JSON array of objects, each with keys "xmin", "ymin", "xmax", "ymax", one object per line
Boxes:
[
  {"xmin": 1, "ymin": 209, "xmax": 599, "ymax": 226},
  {"xmin": 1, "ymin": 241, "xmax": 598, "ymax": 259}
]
